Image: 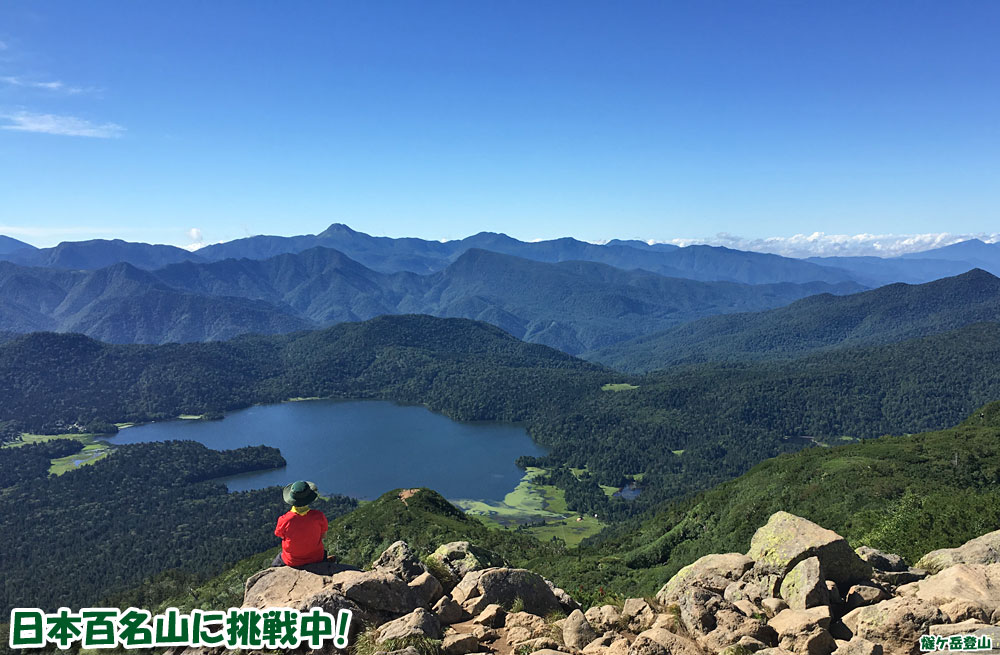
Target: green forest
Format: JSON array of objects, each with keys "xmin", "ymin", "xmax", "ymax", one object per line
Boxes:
[
  {"xmin": 5, "ymin": 316, "xmax": 1000, "ymax": 525},
  {"xmin": 0, "ymin": 440, "xmax": 356, "ymax": 614}
]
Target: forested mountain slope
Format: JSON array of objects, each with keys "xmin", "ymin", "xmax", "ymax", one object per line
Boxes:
[
  {"xmin": 0, "ymin": 248, "xmax": 863, "ymax": 352},
  {"xmin": 590, "ymin": 268, "xmax": 1000, "ymax": 371}
]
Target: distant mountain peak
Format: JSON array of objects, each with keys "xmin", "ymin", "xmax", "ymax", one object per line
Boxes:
[{"xmin": 318, "ymin": 223, "xmax": 360, "ymax": 237}]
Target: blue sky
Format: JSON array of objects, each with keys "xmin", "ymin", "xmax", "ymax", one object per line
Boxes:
[{"xmin": 1, "ymin": 1, "xmax": 998, "ymax": 255}]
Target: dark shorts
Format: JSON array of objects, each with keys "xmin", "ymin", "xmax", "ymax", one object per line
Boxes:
[{"xmin": 270, "ymin": 550, "xmax": 327, "ymax": 568}]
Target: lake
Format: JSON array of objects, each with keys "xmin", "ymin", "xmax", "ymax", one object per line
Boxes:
[{"xmin": 105, "ymin": 399, "xmax": 546, "ymax": 501}]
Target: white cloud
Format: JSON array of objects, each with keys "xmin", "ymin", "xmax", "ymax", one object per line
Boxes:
[
  {"xmin": 0, "ymin": 76, "xmax": 85, "ymax": 94},
  {"xmin": 0, "ymin": 111, "xmax": 124, "ymax": 138},
  {"xmin": 655, "ymin": 232, "xmax": 1000, "ymax": 258},
  {"xmin": 181, "ymin": 228, "xmax": 208, "ymax": 251}
]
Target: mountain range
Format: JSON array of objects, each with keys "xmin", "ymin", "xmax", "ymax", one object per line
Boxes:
[
  {"xmin": 589, "ymin": 268, "xmax": 1000, "ymax": 371},
  {"xmin": 5, "ymin": 225, "xmax": 999, "ymax": 284},
  {"xmin": 0, "ymin": 247, "xmax": 863, "ymax": 352}
]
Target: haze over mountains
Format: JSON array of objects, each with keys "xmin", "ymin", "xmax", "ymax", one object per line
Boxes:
[{"xmin": 1, "ymin": 224, "xmax": 998, "ymax": 357}]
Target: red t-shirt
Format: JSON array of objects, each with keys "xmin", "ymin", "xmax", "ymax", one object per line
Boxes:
[{"xmin": 275, "ymin": 509, "xmax": 328, "ymax": 566}]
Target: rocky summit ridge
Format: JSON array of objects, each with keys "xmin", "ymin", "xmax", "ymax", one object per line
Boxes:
[{"xmin": 172, "ymin": 507, "xmax": 1000, "ymax": 655}]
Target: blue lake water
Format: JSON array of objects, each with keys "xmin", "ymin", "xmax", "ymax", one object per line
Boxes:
[{"xmin": 104, "ymin": 399, "xmax": 545, "ymax": 501}]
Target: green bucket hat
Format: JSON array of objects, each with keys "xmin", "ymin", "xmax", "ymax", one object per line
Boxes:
[{"xmin": 282, "ymin": 480, "xmax": 319, "ymax": 506}]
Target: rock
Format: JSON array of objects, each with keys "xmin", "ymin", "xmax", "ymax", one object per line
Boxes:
[
  {"xmin": 442, "ymin": 634, "xmax": 480, "ymax": 655},
  {"xmin": 530, "ymin": 650, "xmax": 573, "ymax": 655},
  {"xmin": 734, "ymin": 599, "xmax": 760, "ymax": 618},
  {"xmin": 433, "ymin": 595, "xmax": 468, "ymax": 624},
  {"xmin": 762, "ymin": 598, "xmax": 789, "ymax": 618},
  {"xmin": 332, "ymin": 570, "xmax": 425, "ymax": 616},
  {"xmin": 939, "ymin": 599, "xmax": 990, "ymax": 623},
  {"xmin": 453, "ymin": 568, "xmax": 562, "ymax": 616},
  {"xmin": 409, "ymin": 571, "xmax": 445, "ymax": 606},
  {"xmin": 916, "ymin": 529, "xmax": 1000, "ymax": 574},
  {"xmin": 855, "ymin": 547, "xmax": 906, "ymax": 573},
  {"xmin": 472, "ymin": 603, "xmax": 506, "ymax": 629},
  {"xmin": 506, "ymin": 627, "xmax": 534, "ymax": 646},
  {"xmin": 829, "ymin": 620, "xmax": 854, "ymax": 642},
  {"xmin": 849, "ymin": 597, "xmax": 944, "ymax": 655},
  {"xmin": 833, "ymin": 637, "xmax": 883, "ymax": 655},
  {"xmin": 747, "ymin": 512, "xmax": 872, "ymax": 587},
  {"xmin": 563, "ymin": 609, "xmax": 598, "ymax": 650},
  {"xmin": 825, "ymin": 582, "xmax": 842, "ymax": 607},
  {"xmin": 897, "ymin": 563, "xmax": 1000, "ymax": 613},
  {"xmin": 242, "ymin": 566, "xmax": 368, "ymax": 634},
  {"xmin": 430, "ymin": 542, "xmax": 507, "ymax": 581},
  {"xmin": 738, "ymin": 636, "xmax": 768, "ymax": 652},
  {"xmin": 656, "ymin": 553, "xmax": 754, "ymax": 602},
  {"xmin": 243, "ymin": 567, "xmax": 330, "ymax": 609},
  {"xmin": 672, "ymin": 587, "xmax": 724, "ymax": 635},
  {"xmin": 506, "ymin": 611, "xmax": 549, "ymax": 637},
  {"xmin": 585, "ymin": 605, "xmax": 623, "ymax": 633},
  {"xmin": 622, "ymin": 598, "xmax": 657, "ymax": 632},
  {"xmin": 767, "ymin": 607, "xmax": 836, "ymax": 655},
  {"xmin": 514, "ymin": 639, "xmax": 562, "ymax": 653},
  {"xmin": 928, "ymin": 619, "xmax": 993, "ymax": 637},
  {"xmin": 375, "ymin": 647, "xmax": 422, "ymax": 655},
  {"xmin": 870, "ymin": 569, "xmax": 927, "ymax": 587},
  {"xmin": 607, "ymin": 637, "xmax": 631, "ymax": 655},
  {"xmin": 845, "ymin": 586, "xmax": 890, "ymax": 610},
  {"xmin": 549, "ymin": 583, "xmax": 582, "ymax": 613},
  {"xmin": 726, "ymin": 574, "xmax": 784, "ymax": 606},
  {"xmin": 701, "ymin": 609, "xmax": 777, "ymax": 652},
  {"xmin": 779, "ymin": 557, "xmax": 830, "ymax": 610},
  {"xmin": 583, "ymin": 634, "xmax": 616, "ymax": 655},
  {"xmin": 373, "ymin": 541, "xmax": 428, "ymax": 583},
  {"xmin": 376, "ymin": 608, "xmax": 442, "ymax": 643},
  {"xmin": 628, "ymin": 628, "xmax": 704, "ymax": 655},
  {"xmin": 757, "ymin": 649, "xmax": 796, "ymax": 655},
  {"xmin": 470, "ymin": 625, "xmax": 498, "ymax": 642}
]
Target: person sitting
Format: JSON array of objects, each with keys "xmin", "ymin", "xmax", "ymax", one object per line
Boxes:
[{"xmin": 271, "ymin": 480, "xmax": 329, "ymax": 568}]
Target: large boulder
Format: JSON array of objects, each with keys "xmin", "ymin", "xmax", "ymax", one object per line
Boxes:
[
  {"xmin": 848, "ymin": 597, "xmax": 945, "ymax": 655},
  {"xmin": 375, "ymin": 608, "xmax": 442, "ymax": 643},
  {"xmin": 452, "ymin": 567, "xmax": 562, "ymax": 616},
  {"xmin": 408, "ymin": 571, "xmax": 445, "ymax": 607},
  {"xmin": 897, "ymin": 563, "xmax": 1000, "ymax": 614},
  {"xmin": 657, "ymin": 553, "xmax": 754, "ymax": 603},
  {"xmin": 585, "ymin": 604, "xmax": 623, "ymax": 633},
  {"xmin": 768, "ymin": 608, "xmax": 835, "ymax": 655},
  {"xmin": 747, "ymin": 512, "xmax": 872, "ymax": 587},
  {"xmin": 562, "ymin": 609, "xmax": 598, "ymax": 650},
  {"xmin": 372, "ymin": 541, "xmax": 428, "ymax": 583},
  {"xmin": 916, "ymin": 529, "xmax": 1000, "ymax": 574},
  {"xmin": 670, "ymin": 587, "xmax": 728, "ymax": 636},
  {"xmin": 779, "ymin": 557, "xmax": 830, "ymax": 610},
  {"xmin": 433, "ymin": 595, "xmax": 467, "ymax": 624},
  {"xmin": 331, "ymin": 569, "xmax": 426, "ymax": 615},
  {"xmin": 243, "ymin": 566, "xmax": 330, "ymax": 609},
  {"xmin": 442, "ymin": 634, "xmax": 480, "ymax": 655},
  {"xmin": 429, "ymin": 541, "xmax": 507, "ymax": 581},
  {"xmin": 628, "ymin": 628, "xmax": 704, "ymax": 655},
  {"xmin": 834, "ymin": 637, "xmax": 883, "ymax": 655}
]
